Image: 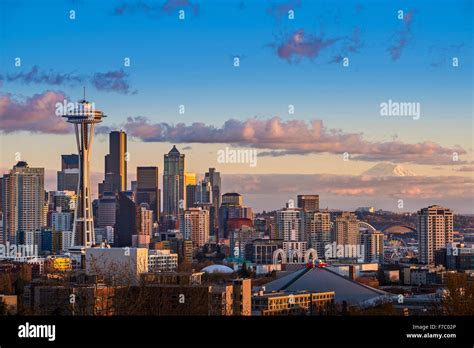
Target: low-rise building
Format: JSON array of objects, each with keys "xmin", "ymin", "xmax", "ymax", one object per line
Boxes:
[
  {"xmin": 252, "ymin": 290, "xmax": 335, "ymax": 316},
  {"xmin": 85, "ymin": 247, "xmax": 148, "ymax": 285},
  {"xmin": 148, "ymin": 249, "xmax": 178, "ymax": 272}
]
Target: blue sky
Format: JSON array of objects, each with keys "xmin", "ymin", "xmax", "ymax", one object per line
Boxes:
[
  {"xmin": 2, "ymin": 0, "xmax": 472, "ymax": 127},
  {"xmin": 1, "ymin": 0, "xmax": 473, "ymax": 212}
]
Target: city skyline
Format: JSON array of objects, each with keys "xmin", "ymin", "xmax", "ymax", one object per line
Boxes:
[
  {"xmin": 1, "ymin": 0, "xmax": 473, "ymax": 214},
  {"xmin": 1, "ymin": 2, "xmax": 474, "ymax": 343}
]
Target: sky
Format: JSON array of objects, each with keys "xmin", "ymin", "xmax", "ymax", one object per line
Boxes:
[{"xmin": 0, "ymin": 0, "xmax": 473, "ymax": 213}]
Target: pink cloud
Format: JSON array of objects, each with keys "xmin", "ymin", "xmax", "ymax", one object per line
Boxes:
[
  {"xmin": 110, "ymin": 116, "xmax": 466, "ymax": 165},
  {"xmin": 223, "ymin": 174, "xmax": 474, "ymax": 200},
  {"xmin": 0, "ymin": 91, "xmax": 71, "ymax": 134},
  {"xmin": 273, "ymin": 29, "xmax": 340, "ymax": 63}
]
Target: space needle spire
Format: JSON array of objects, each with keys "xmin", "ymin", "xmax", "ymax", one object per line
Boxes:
[{"xmin": 62, "ymin": 90, "xmax": 106, "ymax": 248}]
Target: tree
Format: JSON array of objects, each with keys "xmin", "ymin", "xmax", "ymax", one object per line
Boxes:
[
  {"xmin": 239, "ymin": 262, "xmax": 249, "ymax": 278},
  {"xmin": 433, "ymin": 273, "xmax": 474, "ymax": 315}
]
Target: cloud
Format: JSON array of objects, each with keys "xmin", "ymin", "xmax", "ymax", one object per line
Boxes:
[
  {"xmin": 271, "ymin": 29, "xmax": 340, "ymax": 63},
  {"xmin": 0, "ymin": 91, "xmax": 71, "ymax": 134},
  {"xmin": 223, "ymin": 173, "xmax": 474, "ymax": 200},
  {"xmin": 267, "ymin": 0, "xmax": 301, "ymax": 21},
  {"xmin": 1, "ymin": 66, "xmax": 136, "ymax": 94},
  {"xmin": 91, "ymin": 69, "xmax": 136, "ymax": 94},
  {"xmin": 113, "ymin": 0, "xmax": 198, "ymax": 17},
  {"xmin": 455, "ymin": 165, "xmax": 474, "ymax": 172},
  {"xmin": 388, "ymin": 9, "xmax": 415, "ymax": 61},
  {"xmin": 105, "ymin": 116, "xmax": 466, "ymax": 165},
  {"xmin": 0, "ymin": 66, "xmax": 83, "ymax": 86}
]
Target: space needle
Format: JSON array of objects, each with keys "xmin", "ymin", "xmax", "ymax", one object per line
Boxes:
[{"xmin": 62, "ymin": 90, "xmax": 106, "ymax": 248}]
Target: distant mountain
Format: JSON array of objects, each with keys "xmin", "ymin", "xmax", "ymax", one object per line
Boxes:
[{"xmin": 361, "ymin": 162, "xmax": 416, "ymax": 177}]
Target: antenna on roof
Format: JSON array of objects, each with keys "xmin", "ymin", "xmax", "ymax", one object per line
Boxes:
[{"xmin": 83, "ymin": 86, "xmax": 86, "ymax": 100}]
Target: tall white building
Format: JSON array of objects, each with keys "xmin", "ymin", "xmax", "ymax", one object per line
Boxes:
[
  {"xmin": 277, "ymin": 204, "xmax": 303, "ymax": 242},
  {"xmin": 1, "ymin": 161, "xmax": 45, "ymax": 244},
  {"xmin": 417, "ymin": 205, "xmax": 453, "ymax": 265}
]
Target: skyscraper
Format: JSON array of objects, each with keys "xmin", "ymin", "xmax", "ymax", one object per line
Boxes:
[
  {"xmin": 297, "ymin": 195, "xmax": 320, "ymax": 212},
  {"xmin": 205, "ymin": 168, "xmax": 221, "ymax": 236},
  {"xmin": 184, "ymin": 172, "xmax": 197, "ymax": 209},
  {"xmin": 136, "ymin": 166, "xmax": 160, "ymax": 223},
  {"xmin": 417, "ymin": 205, "xmax": 454, "ymax": 265},
  {"xmin": 100, "ymin": 131, "xmax": 127, "ymax": 196},
  {"xmin": 97, "ymin": 193, "xmax": 117, "ymax": 228},
  {"xmin": 115, "ymin": 192, "xmax": 137, "ymax": 247},
  {"xmin": 62, "ymin": 96, "xmax": 105, "ymax": 248},
  {"xmin": 1, "ymin": 161, "xmax": 45, "ymax": 244},
  {"xmin": 57, "ymin": 154, "xmax": 79, "ymax": 192},
  {"xmin": 163, "ymin": 145, "xmax": 185, "ymax": 225},
  {"xmin": 334, "ymin": 212, "xmax": 360, "ymax": 246}
]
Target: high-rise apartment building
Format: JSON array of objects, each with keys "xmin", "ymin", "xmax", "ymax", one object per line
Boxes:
[
  {"xmin": 182, "ymin": 207, "xmax": 209, "ymax": 248},
  {"xmin": 334, "ymin": 212, "xmax": 360, "ymax": 246},
  {"xmin": 417, "ymin": 205, "xmax": 454, "ymax": 265},
  {"xmin": 360, "ymin": 230, "xmax": 384, "ymax": 263},
  {"xmin": 277, "ymin": 204, "xmax": 304, "ymax": 242},
  {"xmin": 1, "ymin": 161, "xmax": 45, "ymax": 244},
  {"xmin": 305, "ymin": 210, "xmax": 331, "ymax": 258},
  {"xmin": 133, "ymin": 203, "xmax": 153, "ymax": 248}
]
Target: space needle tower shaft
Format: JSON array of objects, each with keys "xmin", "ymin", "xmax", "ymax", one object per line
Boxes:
[{"xmin": 62, "ymin": 91, "xmax": 106, "ymax": 248}]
